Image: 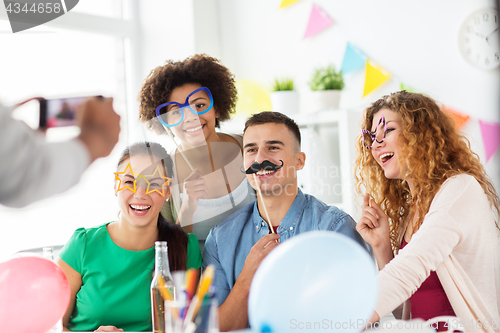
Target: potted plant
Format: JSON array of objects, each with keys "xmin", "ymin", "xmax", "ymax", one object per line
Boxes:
[
  {"xmin": 270, "ymin": 78, "xmax": 300, "ymax": 115},
  {"xmin": 308, "ymin": 65, "xmax": 344, "ymax": 111}
]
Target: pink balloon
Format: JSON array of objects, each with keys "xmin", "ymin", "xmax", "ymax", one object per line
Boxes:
[{"xmin": 0, "ymin": 257, "xmax": 70, "ymax": 333}]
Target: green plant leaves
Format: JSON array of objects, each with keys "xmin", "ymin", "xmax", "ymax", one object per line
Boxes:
[
  {"xmin": 273, "ymin": 78, "xmax": 294, "ymax": 91},
  {"xmin": 309, "ymin": 65, "xmax": 344, "ymax": 91}
]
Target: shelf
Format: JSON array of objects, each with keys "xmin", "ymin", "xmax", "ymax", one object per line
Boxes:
[
  {"xmin": 220, "ymin": 109, "xmax": 363, "ymax": 133},
  {"xmin": 296, "ymin": 108, "xmax": 362, "ymax": 219}
]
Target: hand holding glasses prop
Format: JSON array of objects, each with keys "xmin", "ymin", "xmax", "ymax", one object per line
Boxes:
[
  {"xmin": 154, "ymin": 87, "xmax": 214, "ymax": 172},
  {"xmin": 360, "ymin": 115, "xmax": 386, "ymax": 149},
  {"xmin": 114, "ymin": 163, "xmax": 172, "ymax": 197}
]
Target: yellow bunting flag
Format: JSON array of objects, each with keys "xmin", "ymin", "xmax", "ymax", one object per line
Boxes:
[
  {"xmin": 363, "ymin": 60, "xmax": 391, "ymax": 97},
  {"xmin": 279, "ymin": 0, "xmax": 302, "ymax": 9},
  {"xmin": 442, "ymin": 105, "xmax": 470, "ymax": 130}
]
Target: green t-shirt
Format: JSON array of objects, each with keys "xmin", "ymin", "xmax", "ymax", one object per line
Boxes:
[{"xmin": 59, "ymin": 222, "xmax": 202, "ymax": 332}]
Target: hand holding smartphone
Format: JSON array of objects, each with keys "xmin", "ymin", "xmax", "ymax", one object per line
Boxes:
[
  {"xmin": 76, "ymin": 97, "xmax": 121, "ymax": 163},
  {"xmin": 39, "ymin": 95, "xmax": 102, "ymax": 129},
  {"xmin": 14, "ymin": 95, "xmax": 120, "ymax": 162}
]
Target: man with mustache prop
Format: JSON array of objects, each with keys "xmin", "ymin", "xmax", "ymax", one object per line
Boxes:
[{"xmin": 203, "ymin": 111, "xmax": 370, "ymax": 331}]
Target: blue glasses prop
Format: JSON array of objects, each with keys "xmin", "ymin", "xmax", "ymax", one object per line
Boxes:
[
  {"xmin": 155, "ymin": 87, "xmax": 214, "ymax": 128},
  {"xmin": 360, "ymin": 115, "xmax": 386, "ymax": 149}
]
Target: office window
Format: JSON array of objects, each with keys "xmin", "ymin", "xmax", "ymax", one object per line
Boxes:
[
  {"xmin": 71, "ymin": 0, "xmax": 124, "ymax": 18},
  {"xmin": 0, "ymin": 19, "xmax": 128, "ymax": 259}
]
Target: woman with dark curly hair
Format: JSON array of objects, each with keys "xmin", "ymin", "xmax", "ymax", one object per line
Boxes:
[
  {"xmin": 138, "ymin": 54, "xmax": 256, "ymax": 249},
  {"xmin": 354, "ymin": 91, "xmax": 500, "ymax": 331}
]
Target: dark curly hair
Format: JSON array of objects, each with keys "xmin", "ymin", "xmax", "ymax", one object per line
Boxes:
[
  {"xmin": 354, "ymin": 91, "xmax": 500, "ymax": 253},
  {"xmin": 138, "ymin": 54, "xmax": 238, "ymax": 135}
]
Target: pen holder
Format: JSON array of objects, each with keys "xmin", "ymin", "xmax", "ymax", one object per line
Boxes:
[{"xmin": 164, "ymin": 298, "xmax": 219, "ymax": 333}]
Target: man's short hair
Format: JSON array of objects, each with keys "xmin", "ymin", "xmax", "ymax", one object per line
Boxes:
[{"xmin": 243, "ymin": 111, "xmax": 301, "ymax": 153}]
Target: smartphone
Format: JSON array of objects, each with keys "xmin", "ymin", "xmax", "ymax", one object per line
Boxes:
[{"xmin": 39, "ymin": 96, "xmax": 101, "ymax": 128}]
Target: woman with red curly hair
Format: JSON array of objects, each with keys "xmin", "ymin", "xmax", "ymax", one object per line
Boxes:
[
  {"xmin": 138, "ymin": 54, "xmax": 256, "ymax": 250},
  {"xmin": 355, "ymin": 91, "xmax": 500, "ymax": 331}
]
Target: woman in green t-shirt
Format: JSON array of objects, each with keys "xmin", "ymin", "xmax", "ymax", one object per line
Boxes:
[{"xmin": 57, "ymin": 142, "xmax": 202, "ymax": 332}]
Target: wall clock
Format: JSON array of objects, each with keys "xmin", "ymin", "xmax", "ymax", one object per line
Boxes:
[{"xmin": 458, "ymin": 8, "xmax": 499, "ymax": 70}]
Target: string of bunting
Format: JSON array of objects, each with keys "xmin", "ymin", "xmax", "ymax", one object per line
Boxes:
[
  {"xmin": 279, "ymin": 1, "xmax": 333, "ymax": 39},
  {"xmin": 277, "ymin": 1, "xmax": 499, "ymax": 162},
  {"xmin": 303, "ymin": 4, "xmax": 333, "ymax": 39},
  {"xmin": 279, "ymin": 0, "xmax": 302, "ymax": 9},
  {"xmin": 339, "ymin": 41, "xmax": 500, "ymax": 163}
]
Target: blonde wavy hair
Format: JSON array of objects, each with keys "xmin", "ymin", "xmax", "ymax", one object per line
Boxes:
[{"xmin": 354, "ymin": 91, "xmax": 500, "ymax": 253}]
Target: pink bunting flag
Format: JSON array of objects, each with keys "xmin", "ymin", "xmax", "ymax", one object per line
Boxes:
[
  {"xmin": 303, "ymin": 4, "xmax": 334, "ymax": 39},
  {"xmin": 479, "ymin": 120, "xmax": 500, "ymax": 163}
]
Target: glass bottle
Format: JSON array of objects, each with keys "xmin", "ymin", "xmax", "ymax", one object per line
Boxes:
[
  {"xmin": 151, "ymin": 241, "xmax": 175, "ymax": 333},
  {"xmin": 43, "ymin": 247, "xmax": 63, "ymax": 333}
]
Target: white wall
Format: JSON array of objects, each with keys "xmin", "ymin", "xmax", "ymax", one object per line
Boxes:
[
  {"xmin": 135, "ymin": 0, "xmax": 197, "ymax": 88},
  {"xmin": 194, "ymin": 0, "xmax": 500, "ymax": 196},
  {"xmin": 200, "ymin": 0, "xmax": 499, "ymax": 119},
  {"xmin": 128, "ymin": 0, "xmax": 197, "ymax": 145}
]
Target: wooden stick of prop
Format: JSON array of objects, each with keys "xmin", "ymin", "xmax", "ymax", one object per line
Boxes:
[
  {"xmin": 166, "ymin": 128, "xmax": 195, "ymax": 172},
  {"xmin": 252, "ymin": 173, "xmax": 275, "ymax": 234}
]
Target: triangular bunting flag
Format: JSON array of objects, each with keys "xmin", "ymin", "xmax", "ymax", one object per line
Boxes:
[
  {"xmin": 400, "ymin": 83, "xmax": 417, "ymax": 93},
  {"xmin": 478, "ymin": 120, "xmax": 500, "ymax": 163},
  {"xmin": 363, "ymin": 60, "xmax": 391, "ymax": 97},
  {"xmin": 279, "ymin": 0, "xmax": 302, "ymax": 9},
  {"xmin": 442, "ymin": 105, "xmax": 470, "ymax": 130},
  {"xmin": 303, "ymin": 4, "xmax": 334, "ymax": 39},
  {"xmin": 340, "ymin": 42, "xmax": 367, "ymax": 75}
]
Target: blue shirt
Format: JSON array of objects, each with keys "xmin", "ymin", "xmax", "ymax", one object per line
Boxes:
[{"xmin": 202, "ymin": 188, "xmax": 369, "ymax": 306}]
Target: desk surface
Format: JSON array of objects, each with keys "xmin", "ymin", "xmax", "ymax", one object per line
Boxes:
[{"xmin": 70, "ymin": 318, "xmax": 435, "ymax": 333}]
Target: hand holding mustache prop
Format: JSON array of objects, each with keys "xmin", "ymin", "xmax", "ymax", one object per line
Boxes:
[{"xmin": 243, "ymin": 160, "xmax": 284, "ymax": 174}]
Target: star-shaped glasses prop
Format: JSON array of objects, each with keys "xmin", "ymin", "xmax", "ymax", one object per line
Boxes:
[{"xmin": 114, "ymin": 163, "xmax": 171, "ymax": 197}]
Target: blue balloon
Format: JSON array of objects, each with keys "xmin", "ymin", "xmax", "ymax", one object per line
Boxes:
[{"xmin": 248, "ymin": 231, "xmax": 378, "ymax": 333}]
